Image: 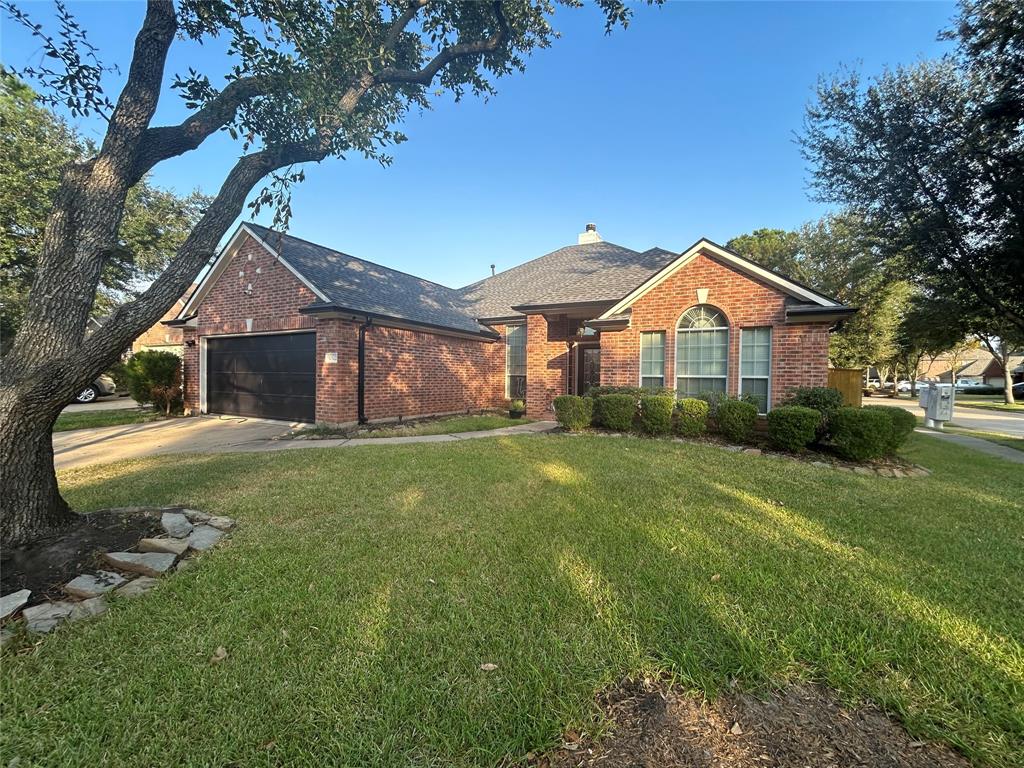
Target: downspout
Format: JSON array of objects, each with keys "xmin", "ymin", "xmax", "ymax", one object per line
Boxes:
[{"xmin": 357, "ymin": 318, "xmax": 373, "ymax": 424}]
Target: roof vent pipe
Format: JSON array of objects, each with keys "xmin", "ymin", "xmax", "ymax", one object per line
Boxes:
[
  {"xmin": 578, "ymin": 222, "xmax": 602, "ymax": 245},
  {"xmin": 490, "ymin": 264, "xmax": 495, "ymax": 276}
]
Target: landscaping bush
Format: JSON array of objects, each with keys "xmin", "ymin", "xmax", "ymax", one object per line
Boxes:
[
  {"xmin": 767, "ymin": 405, "xmax": 820, "ymax": 452},
  {"xmin": 674, "ymin": 397, "xmax": 709, "ymax": 438},
  {"xmin": 715, "ymin": 399, "xmax": 757, "ymax": 443},
  {"xmin": 783, "ymin": 386, "xmax": 844, "ymax": 435},
  {"xmin": 699, "ymin": 390, "xmax": 759, "ymax": 418},
  {"xmin": 594, "ymin": 393, "xmax": 637, "ymax": 431},
  {"xmin": 553, "ymin": 395, "xmax": 593, "ymax": 432},
  {"xmin": 638, "ymin": 394, "xmax": 674, "ymax": 436},
  {"xmin": 864, "ymin": 405, "xmax": 916, "ymax": 454},
  {"xmin": 124, "ymin": 350, "xmax": 182, "ymax": 414},
  {"xmin": 829, "ymin": 406, "xmax": 892, "ymax": 461},
  {"xmin": 586, "ymin": 385, "xmax": 644, "ymax": 399}
]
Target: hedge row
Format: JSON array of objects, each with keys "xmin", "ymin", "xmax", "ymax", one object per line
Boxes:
[{"xmin": 553, "ymin": 385, "xmax": 914, "ymax": 461}]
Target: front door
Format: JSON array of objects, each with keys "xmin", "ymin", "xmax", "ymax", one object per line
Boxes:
[{"xmin": 577, "ymin": 346, "xmax": 601, "ymax": 395}]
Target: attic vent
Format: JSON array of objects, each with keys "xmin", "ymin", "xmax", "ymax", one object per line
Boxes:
[{"xmin": 578, "ymin": 222, "xmax": 602, "ymax": 245}]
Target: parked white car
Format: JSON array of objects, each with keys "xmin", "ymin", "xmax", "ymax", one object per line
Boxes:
[{"xmin": 896, "ymin": 380, "xmax": 912, "ymax": 392}]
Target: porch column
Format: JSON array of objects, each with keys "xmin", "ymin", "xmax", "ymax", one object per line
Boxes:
[{"xmin": 526, "ymin": 313, "xmax": 569, "ymax": 419}]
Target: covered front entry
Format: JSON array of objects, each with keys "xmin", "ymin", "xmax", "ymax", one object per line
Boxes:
[
  {"xmin": 575, "ymin": 344, "xmax": 601, "ymax": 395},
  {"xmin": 205, "ymin": 332, "xmax": 316, "ymax": 422}
]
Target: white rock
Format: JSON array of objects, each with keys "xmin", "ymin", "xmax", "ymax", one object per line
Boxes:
[
  {"xmin": 64, "ymin": 571, "xmax": 126, "ymax": 599},
  {"xmin": 187, "ymin": 525, "xmax": 225, "ymax": 551},
  {"xmin": 0, "ymin": 589, "xmax": 31, "ymax": 621},
  {"xmin": 23, "ymin": 601, "xmax": 74, "ymax": 633},
  {"xmin": 68, "ymin": 596, "xmax": 108, "ymax": 621},
  {"xmin": 161, "ymin": 512, "xmax": 193, "ymax": 538},
  {"xmin": 206, "ymin": 516, "xmax": 236, "ymax": 531},
  {"xmin": 115, "ymin": 576, "xmax": 159, "ymax": 599},
  {"xmin": 138, "ymin": 537, "xmax": 189, "ymax": 556},
  {"xmin": 182, "ymin": 509, "xmax": 211, "ymax": 523},
  {"xmin": 102, "ymin": 551, "xmax": 177, "ymax": 577}
]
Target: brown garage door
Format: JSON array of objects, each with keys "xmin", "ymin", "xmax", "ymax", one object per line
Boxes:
[{"xmin": 206, "ymin": 333, "xmax": 316, "ymax": 422}]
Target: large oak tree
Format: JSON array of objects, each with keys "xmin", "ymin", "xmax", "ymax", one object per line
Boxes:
[{"xmin": 0, "ymin": 0, "xmax": 652, "ymax": 547}]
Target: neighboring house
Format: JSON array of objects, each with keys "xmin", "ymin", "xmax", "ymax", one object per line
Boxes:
[
  {"xmin": 168, "ymin": 222, "xmax": 854, "ymax": 424},
  {"xmin": 917, "ymin": 351, "xmax": 1024, "ymax": 387},
  {"xmin": 132, "ymin": 290, "xmax": 194, "ymax": 356}
]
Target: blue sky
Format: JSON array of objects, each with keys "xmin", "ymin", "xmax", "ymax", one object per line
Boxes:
[{"xmin": 4, "ymin": 1, "xmax": 955, "ymax": 287}]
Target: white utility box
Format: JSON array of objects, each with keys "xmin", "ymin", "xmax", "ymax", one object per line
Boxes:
[{"xmin": 920, "ymin": 382, "xmax": 955, "ymax": 429}]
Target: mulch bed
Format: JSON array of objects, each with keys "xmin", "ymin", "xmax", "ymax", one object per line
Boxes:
[
  {"xmin": 540, "ymin": 682, "xmax": 968, "ymax": 768},
  {"xmin": 1, "ymin": 509, "xmax": 162, "ymax": 603}
]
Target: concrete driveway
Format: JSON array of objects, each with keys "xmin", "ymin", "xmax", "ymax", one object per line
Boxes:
[
  {"xmin": 866, "ymin": 396, "xmax": 1024, "ymax": 437},
  {"xmin": 54, "ymin": 416, "xmax": 297, "ymax": 471}
]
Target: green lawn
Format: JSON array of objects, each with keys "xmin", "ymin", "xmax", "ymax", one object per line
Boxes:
[
  {"xmin": 296, "ymin": 413, "xmax": 532, "ymax": 439},
  {"xmin": 53, "ymin": 408, "xmax": 161, "ymax": 432},
  {"xmin": 2, "ymin": 435, "xmax": 1022, "ymax": 767},
  {"xmin": 955, "ymin": 396, "xmax": 1024, "ymax": 414}
]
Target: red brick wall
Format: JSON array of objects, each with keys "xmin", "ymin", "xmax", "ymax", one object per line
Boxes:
[
  {"xmin": 315, "ymin": 318, "xmax": 359, "ymax": 425},
  {"xmin": 132, "ymin": 303, "xmax": 184, "ymax": 353},
  {"xmin": 600, "ymin": 251, "xmax": 830, "ymax": 407},
  {"xmin": 182, "ymin": 327, "xmax": 199, "ymax": 414},
  {"xmin": 362, "ymin": 325, "xmax": 504, "ymax": 422},
  {"xmin": 525, "ymin": 313, "xmax": 571, "ymax": 418}
]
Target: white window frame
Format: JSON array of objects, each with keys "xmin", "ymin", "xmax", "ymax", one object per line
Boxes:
[
  {"xmin": 674, "ymin": 305, "xmax": 729, "ymax": 398},
  {"xmin": 739, "ymin": 326, "xmax": 772, "ymax": 414},
  {"xmin": 638, "ymin": 331, "xmax": 666, "ymax": 391}
]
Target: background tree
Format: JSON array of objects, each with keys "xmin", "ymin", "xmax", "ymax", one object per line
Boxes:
[
  {"xmin": 0, "ymin": 71, "xmax": 208, "ymax": 347},
  {"xmin": 0, "ymin": 0, "xmax": 656, "ymax": 547},
  {"xmin": 801, "ymin": 0, "xmax": 1024, "ymax": 333},
  {"xmin": 962, "ymin": 306, "xmax": 1022, "ymax": 403},
  {"xmin": 725, "ymin": 228, "xmax": 804, "ymax": 282}
]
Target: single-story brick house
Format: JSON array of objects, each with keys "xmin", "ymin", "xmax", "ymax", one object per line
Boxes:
[{"xmin": 168, "ymin": 222, "xmax": 854, "ymax": 424}]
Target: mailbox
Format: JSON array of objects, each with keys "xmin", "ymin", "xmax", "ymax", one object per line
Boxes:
[
  {"xmin": 920, "ymin": 382, "xmax": 954, "ymax": 429},
  {"xmin": 918, "ymin": 384, "xmax": 931, "ymax": 408}
]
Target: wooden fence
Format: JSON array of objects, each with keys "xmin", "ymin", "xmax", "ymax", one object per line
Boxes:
[{"xmin": 828, "ymin": 368, "xmax": 863, "ymax": 407}]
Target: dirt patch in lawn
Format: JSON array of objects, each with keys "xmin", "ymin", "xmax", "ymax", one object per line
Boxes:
[
  {"xmin": 1, "ymin": 509, "xmax": 162, "ymax": 602},
  {"xmin": 540, "ymin": 682, "xmax": 969, "ymax": 768}
]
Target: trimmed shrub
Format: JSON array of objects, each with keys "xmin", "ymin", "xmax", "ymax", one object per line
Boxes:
[
  {"xmin": 767, "ymin": 405, "xmax": 820, "ymax": 452},
  {"xmin": 783, "ymin": 386, "xmax": 844, "ymax": 436},
  {"xmin": 830, "ymin": 406, "xmax": 891, "ymax": 461},
  {"xmin": 638, "ymin": 395, "xmax": 674, "ymax": 436},
  {"xmin": 586, "ymin": 385, "xmax": 644, "ymax": 399},
  {"xmin": 124, "ymin": 350, "xmax": 182, "ymax": 414},
  {"xmin": 699, "ymin": 390, "xmax": 759, "ymax": 418},
  {"xmin": 864, "ymin": 405, "xmax": 916, "ymax": 454},
  {"xmin": 715, "ymin": 399, "xmax": 757, "ymax": 443},
  {"xmin": 595, "ymin": 393, "xmax": 637, "ymax": 431},
  {"xmin": 674, "ymin": 397, "xmax": 709, "ymax": 438},
  {"xmin": 553, "ymin": 395, "xmax": 593, "ymax": 432}
]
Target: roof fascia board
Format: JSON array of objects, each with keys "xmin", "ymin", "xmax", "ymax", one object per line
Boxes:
[
  {"xmin": 176, "ymin": 223, "xmax": 329, "ymax": 319},
  {"xmin": 599, "ymin": 239, "xmax": 840, "ymax": 320},
  {"xmin": 300, "ymin": 304, "xmax": 499, "ymax": 342}
]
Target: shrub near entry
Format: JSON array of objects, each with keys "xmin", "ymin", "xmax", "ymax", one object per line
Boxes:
[
  {"xmin": 864, "ymin": 405, "xmax": 917, "ymax": 454},
  {"xmin": 715, "ymin": 399, "xmax": 758, "ymax": 443},
  {"xmin": 767, "ymin": 405, "xmax": 820, "ymax": 452},
  {"xmin": 553, "ymin": 395, "xmax": 593, "ymax": 432},
  {"xmin": 830, "ymin": 406, "xmax": 892, "ymax": 461},
  {"xmin": 595, "ymin": 394, "xmax": 637, "ymax": 431},
  {"xmin": 638, "ymin": 395, "xmax": 674, "ymax": 436},
  {"xmin": 674, "ymin": 398, "xmax": 709, "ymax": 438}
]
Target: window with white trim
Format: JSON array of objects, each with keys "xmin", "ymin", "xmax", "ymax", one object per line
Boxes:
[
  {"xmin": 640, "ymin": 331, "xmax": 665, "ymax": 391},
  {"xmin": 506, "ymin": 324, "xmax": 526, "ymax": 399},
  {"xmin": 740, "ymin": 326, "xmax": 771, "ymax": 414},
  {"xmin": 675, "ymin": 305, "xmax": 728, "ymax": 397}
]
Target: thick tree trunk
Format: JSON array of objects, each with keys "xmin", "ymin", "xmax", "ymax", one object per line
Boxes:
[
  {"xmin": 0, "ymin": 394, "xmax": 75, "ymax": 547},
  {"xmin": 1003, "ymin": 358, "xmax": 1016, "ymax": 405}
]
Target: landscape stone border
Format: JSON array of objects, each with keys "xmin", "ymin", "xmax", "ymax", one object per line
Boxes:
[
  {"xmin": 557, "ymin": 429, "xmax": 931, "ymax": 478},
  {"xmin": 0, "ymin": 508, "xmax": 234, "ymax": 647}
]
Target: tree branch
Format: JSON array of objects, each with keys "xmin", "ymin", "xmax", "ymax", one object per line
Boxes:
[
  {"xmin": 375, "ymin": 1, "xmax": 509, "ymax": 86},
  {"xmin": 132, "ymin": 76, "xmax": 265, "ymax": 182}
]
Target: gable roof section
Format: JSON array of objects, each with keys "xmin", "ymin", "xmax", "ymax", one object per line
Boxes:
[
  {"xmin": 180, "ymin": 223, "xmax": 492, "ymax": 337},
  {"xmin": 458, "ymin": 243, "xmax": 678, "ymax": 320},
  {"xmin": 598, "ymin": 239, "xmax": 841, "ymax": 319}
]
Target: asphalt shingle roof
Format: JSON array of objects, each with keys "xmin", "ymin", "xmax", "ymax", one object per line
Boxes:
[
  {"xmin": 246, "ymin": 224, "xmax": 487, "ymax": 335},
  {"xmin": 457, "ymin": 243, "xmax": 678, "ymax": 319}
]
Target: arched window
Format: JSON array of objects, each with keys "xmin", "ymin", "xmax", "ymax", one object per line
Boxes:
[{"xmin": 675, "ymin": 305, "xmax": 728, "ymax": 397}]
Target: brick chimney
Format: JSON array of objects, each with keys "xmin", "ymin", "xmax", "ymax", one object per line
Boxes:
[{"xmin": 577, "ymin": 222, "xmax": 602, "ymax": 245}]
